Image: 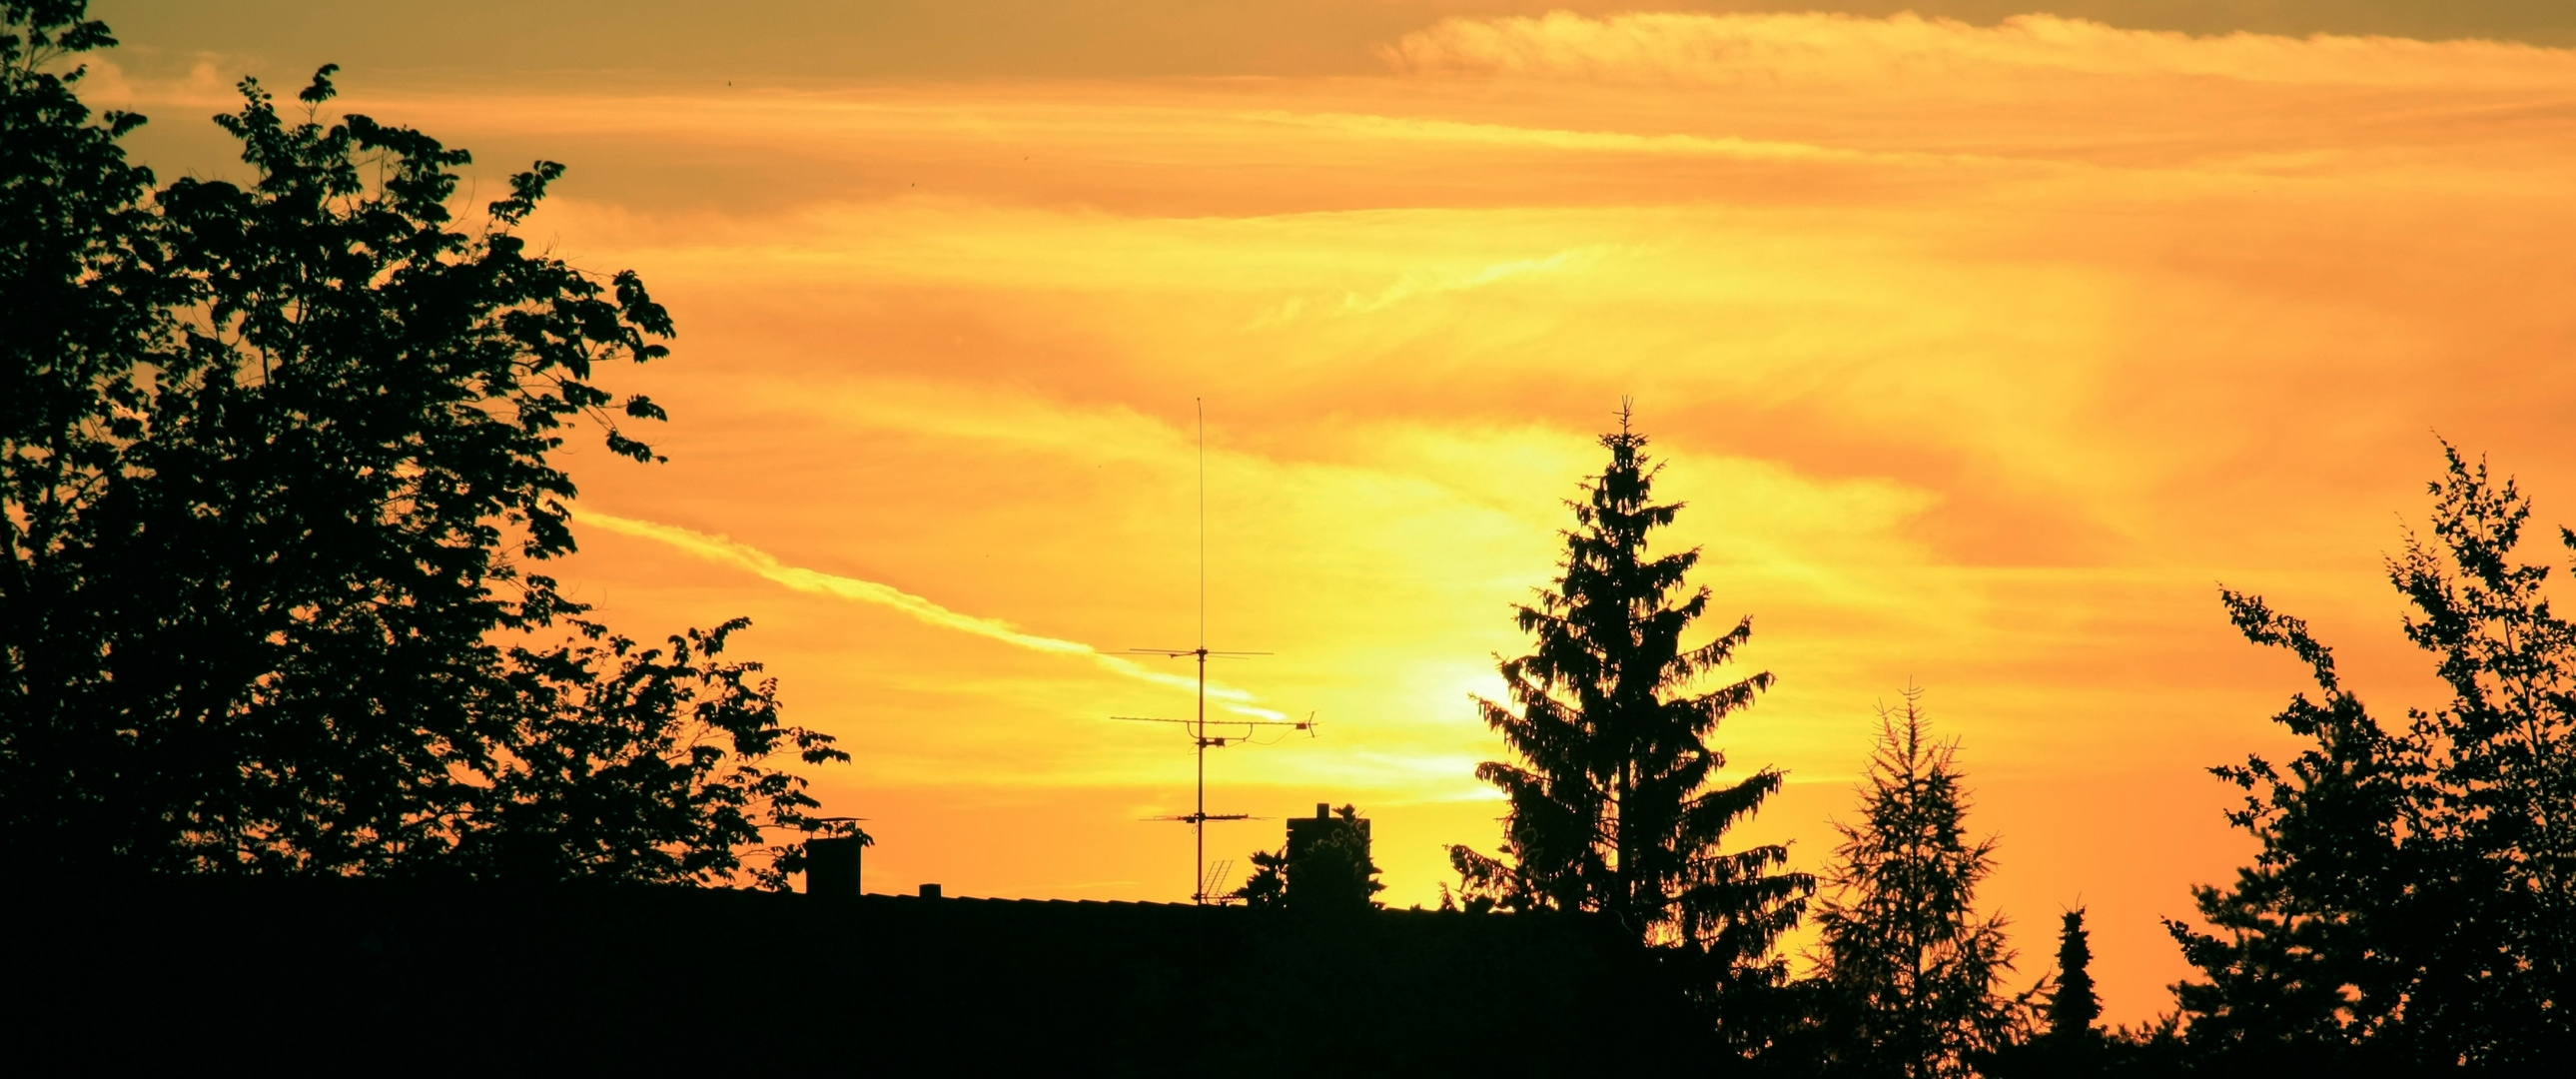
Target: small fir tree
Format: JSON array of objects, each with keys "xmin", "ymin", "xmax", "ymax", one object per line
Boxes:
[
  {"xmin": 2047, "ymin": 908, "xmax": 2102, "ymax": 1042},
  {"xmin": 1978, "ymin": 907, "xmax": 2112, "ymax": 1077},
  {"xmin": 1811, "ymin": 688, "xmax": 2018, "ymax": 1079},
  {"xmin": 1447, "ymin": 408, "xmax": 1811, "ymax": 1047}
]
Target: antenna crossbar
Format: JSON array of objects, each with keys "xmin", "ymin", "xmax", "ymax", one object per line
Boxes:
[{"xmin": 1111, "ymin": 715, "xmax": 1310, "ymax": 728}]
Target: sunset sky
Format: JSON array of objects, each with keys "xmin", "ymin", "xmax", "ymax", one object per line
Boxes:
[{"xmin": 89, "ymin": 0, "xmax": 2576, "ymax": 1023}]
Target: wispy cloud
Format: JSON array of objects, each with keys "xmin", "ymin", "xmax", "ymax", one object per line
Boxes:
[
  {"xmin": 1249, "ymin": 245, "xmax": 1612, "ymax": 329},
  {"xmin": 1384, "ymin": 11, "xmax": 2576, "ymax": 88},
  {"xmin": 1245, "ymin": 111, "xmax": 1872, "ymax": 162},
  {"xmin": 575, "ymin": 510, "xmax": 1287, "ymax": 719}
]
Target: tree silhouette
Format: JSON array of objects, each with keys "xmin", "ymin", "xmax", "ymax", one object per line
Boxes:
[
  {"xmin": 2046, "ymin": 909, "xmax": 2101, "ymax": 1042},
  {"xmin": 0, "ymin": 4, "xmax": 856, "ymax": 883},
  {"xmin": 1236, "ymin": 847, "xmax": 1289, "ymax": 907},
  {"xmin": 1980, "ymin": 907, "xmax": 2133, "ymax": 1077},
  {"xmin": 2173, "ymin": 444, "xmax": 2576, "ymax": 1066},
  {"xmin": 1237, "ymin": 804, "xmax": 1383, "ymax": 912},
  {"xmin": 1808, "ymin": 688, "xmax": 2019, "ymax": 1078},
  {"xmin": 1447, "ymin": 407, "xmax": 1810, "ymax": 1047}
]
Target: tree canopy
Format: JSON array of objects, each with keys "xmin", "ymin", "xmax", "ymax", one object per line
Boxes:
[
  {"xmin": 2044, "ymin": 909, "xmax": 2101, "ymax": 1044},
  {"xmin": 2171, "ymin": 444, "xmax": 2576, "ymax": 1067},
  {"xmin": 0, "ymin": 1, "xmax": 856, "ymax": 886},
  {"xmin": 1806, "ymin": 689, "xmax": 2020, "ymax": 1078},
  {"xmin": 1447, "ymin": 408, "xmax": 1812, "ymax": 1049}
]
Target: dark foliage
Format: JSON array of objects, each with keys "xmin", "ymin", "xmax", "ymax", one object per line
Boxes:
[
  {"xmin": 2169, "ymin": 445, "xmax": 2576, "ymax": 1067},
  {"xmin": 1978, "ymin": 909, "xmax": 2131, "ymax": 1077},
  {"xmin": 1447, "ymin": 407, "xmax": 1812, "ymax": 1052},
  {"xmin": 2047, "ymin": 909, "xmax": 2102, "ymax": 1041},
  {"xmin": 1239, "ymin": 803, "xmax": 1384, "ymax": 912},
  {"xmin": 1238, "ymin": 845, "xmax": 1289, "ymax": 906},
  {"xmin": 0, "ymin": 3, "xmax": 855, "ymax": 886},
  {"xmin": 1802, "ymin": 689, "xmax": 2021, "ymax": 1078}
]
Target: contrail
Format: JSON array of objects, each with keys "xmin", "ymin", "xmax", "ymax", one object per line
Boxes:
[{"xmin": 575, "ymin": 510, "xmax": 1286, "ymax": 719}]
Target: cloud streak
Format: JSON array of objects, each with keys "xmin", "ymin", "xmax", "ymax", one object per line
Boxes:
[
  {"xmin": 575, "ymin": 510, "xmax": 1285, "ymax": 718},
  {"xmin": 1384, "ymin": 11, "xmax": 2576, "ymax": 89}
]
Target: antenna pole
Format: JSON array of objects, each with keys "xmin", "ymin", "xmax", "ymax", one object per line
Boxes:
[
  {"xmin": 1194, "ymin": 399, "xmax": 1208, "ymax": 902},
  {"xmin": 1110, "ymin": 400, "xmax": 1310, "ymax": 905},
  {"xmin": 1198, "ymin": 397, "xmax": 1206, "ymax": 653},
  {"xmin": 1195, "ymin": 647, "xmax": 1208, "ymax": 901}
]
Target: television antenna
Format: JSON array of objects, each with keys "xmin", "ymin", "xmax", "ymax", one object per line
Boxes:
[{"xmin": 1113, "ymin": 400, "xmax": 1316, "ymax": 904}]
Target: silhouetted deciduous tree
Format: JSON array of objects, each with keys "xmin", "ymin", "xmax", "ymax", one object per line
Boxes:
[
  {"xmin": 1447, "ymin": 408, "xmax": 1811, "ymax": 1050},
  {"xmin": 1236, "ymin": 847, "xmax": 1289, "ymax": 907},
  {"xmin": 1807, "ymin": 688, "xmax": 2019, "ymax": 1078},
  {"xmin": 0, "ymin": 3, "xmax": 856, "ymax": 886},
  {"xmin": 2172, "ymin": 445, "xmax": 2576, "ymax": 1067}
]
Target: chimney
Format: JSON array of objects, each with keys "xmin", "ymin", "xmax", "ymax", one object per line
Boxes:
[
  {"xmin": 1281, "ymin": 802, "xmax": 1376, "ymax": 911},
  {"xmin": 1287, "ymin": 803, "xmax": 1370, "ymax": 863},
  {"xmin": 803, "ymin": 836, "xmax": 865, "ymax": 899},
  {"xmin": 919, "ymin": 883, "xmax": 943, "ymax": 899}
]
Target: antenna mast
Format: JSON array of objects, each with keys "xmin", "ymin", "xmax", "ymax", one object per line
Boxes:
[
  {"xmin": 1200, "ymin": 397, "xmax": 1207, "ymax": 655},
  {"xmin": 1114, "ymin": 400, "xmax": 1313, "ymax": 904},
  {"xmin": 1196, "ymin": 399, "xmax": 1210, "ymax": 900}
]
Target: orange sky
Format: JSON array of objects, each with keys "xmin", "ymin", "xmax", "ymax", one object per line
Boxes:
[{"xmin": 88, "ymin": 2, "xmax": 2576, "ymax": 1024}]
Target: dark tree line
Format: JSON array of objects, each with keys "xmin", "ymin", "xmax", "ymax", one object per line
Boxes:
[
  {"xmin": 1450, "ymin": 418, "xmax": 2573, "ymax": 1074},
  {"xmin": 2171, "ymin": 445, "xmax": 2576, "ymax": 1068},
  {"xmin": 2, "ymin": 1, "xmax": 857, "ymax": 885},
  {"xmin": 1440, "ymin": 413, "xmax": 2033, "ymax": 1073}
]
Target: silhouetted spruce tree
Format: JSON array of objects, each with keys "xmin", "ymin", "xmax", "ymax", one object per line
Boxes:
[
  {"xmin": 2171, "ymin": 445, "xmax": 2576, "ymax": 1067},
  {"xmin": 0, "ymin": 4, "xmax": 856, "ymax": 885},
  {"xmin": 1979, "ymin": 908, "xmax": 2121, "ymax": 1077},
  {"xmin": 1447, "ymin": 408, "xmax": 1811, "ymax": 1049},
  {"xmin": 2046, "ymin": 909, "xmax": 2101, "ymax": 1043},
  {"xmin": 1807, "ymin": 688, "xmax": 2019, "ymax": 1078}
]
